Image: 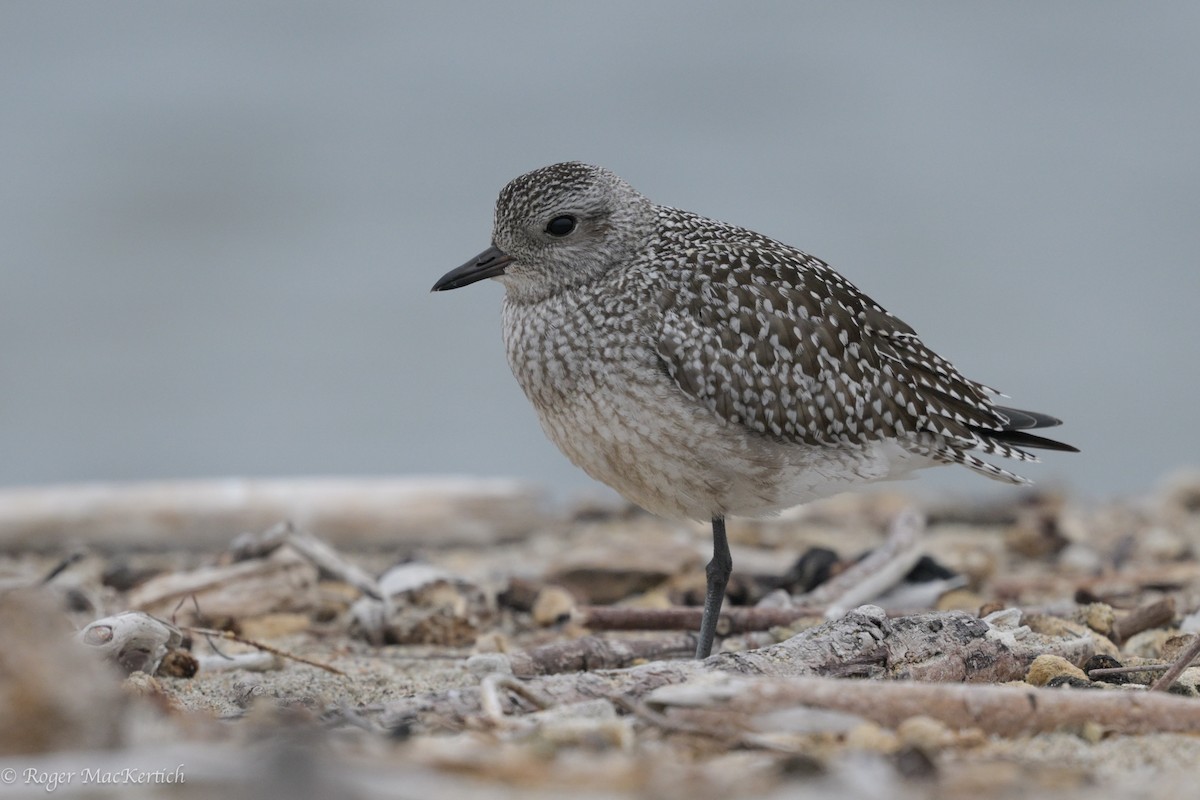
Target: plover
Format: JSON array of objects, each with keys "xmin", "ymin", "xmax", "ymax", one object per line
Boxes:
[{"xmin": 433, "ymin": 162, "xmax": 1075, "ymax": 658}]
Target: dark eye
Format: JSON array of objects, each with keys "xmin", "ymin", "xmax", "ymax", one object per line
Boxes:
[{"xmin": 544, "ymin": 215, "xmax": 577, "ymax": 237}]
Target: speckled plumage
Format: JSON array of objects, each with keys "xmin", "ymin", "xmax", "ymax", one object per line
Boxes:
[
  {"xmin": 434, "ymin": 162, "xmax": 1074, "ymax": 656},
  {"xmin": 439, "ymin": 162, "xmax": 1071, "ymax": 519}
]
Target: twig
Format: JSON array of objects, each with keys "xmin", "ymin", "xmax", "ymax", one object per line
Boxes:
[
  {"xmin": 1088, "ymin": 664, "xmax": 1170, "ymax": 678},
  {"xmin": 40, "ymin": 550, "xmax": 85, "ymax": 584},
  {"xmin": 177, "ymin": 596, "xmax": 236, "ymax": 662},
  {"xmin": 184, "ymin": 626, "xmax": 346, "ymax": 676}
]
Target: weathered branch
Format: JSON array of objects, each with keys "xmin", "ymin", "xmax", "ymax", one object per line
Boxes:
[
  {"xmin": 509, "ymin": 634, "xmax": 696, "ymax": 676},
  {"xmin": 648, "ymin": 674, "xmax": 1200, "ymax": 736},
  {"xmin": 384, "ymin": 605, "xmax": 1096, "ymax": 728},
  {"xmin": 1112, "ymin": 597, "xmax": 1176, "ymax": 645},
  {"xmin": 0, "ymin": 478, "xmax": 545, "ymax": 551},
  {"xmin": 579, "ymin": 606, "xmax": 822, "ymax": 634}
]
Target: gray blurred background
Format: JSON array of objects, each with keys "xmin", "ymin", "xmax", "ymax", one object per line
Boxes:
[{"xmin": 3, "ymin": 2, "xmax": 1196, "ymax": 506}]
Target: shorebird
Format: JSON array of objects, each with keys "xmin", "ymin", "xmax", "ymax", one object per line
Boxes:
[{"xmin": 433, "ymin": 162, "xmax": 1075, "ymax": 658}]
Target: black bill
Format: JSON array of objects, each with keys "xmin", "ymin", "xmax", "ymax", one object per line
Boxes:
[{"xmin": 431, "ymin": 246, "xmax": 513, "ymax": 291}]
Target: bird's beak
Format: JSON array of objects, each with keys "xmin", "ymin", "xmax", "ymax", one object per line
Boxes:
[{"xmin": 431, "ymin": 246, "xmax": 513, "ymax": 291}]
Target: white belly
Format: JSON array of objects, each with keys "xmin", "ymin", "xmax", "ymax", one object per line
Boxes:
[
  {"xmin": 530, "ymin": 366, "xmax": 930, "ymax": 521},
  {"xmin": 503, "ymin": 293, "xmax": 933, "ymax": 522}
]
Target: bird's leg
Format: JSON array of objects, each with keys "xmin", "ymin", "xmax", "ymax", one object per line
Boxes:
[{"xmin": 695, "ymin": 516, "xmax": 732, "ymax": 659}]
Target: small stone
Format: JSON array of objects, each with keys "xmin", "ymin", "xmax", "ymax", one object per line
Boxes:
[
  {"xmin": 1138, "ymin": 525, "xmax": 1189, "ymax": 561},
  {"xmin": 1083, "ymin": 653, "xmax": 1128, "ymax": 685},
  {"xmin": 472, "ymin": 631, "xmax": 511, "ymax": 654},
  {"xmin": 1004, "ymin": 509, "xmax": 1069, "ymax": 560},
  {"xmin": 1056, "ymin": 542, "xmax": 1105, "ymax": 574},
  {"xmin": 121, "ymin": 671, "xmax": 182, "ymax": 711},
  {"xmin": 157, "ymin": 649, "xmax": 198, "ymax": 679},
  {"xmin": 936, "ymin": 588, "xmax": 984, "ymax": 613},
  {"xmin": 1026, "ymin": 654, "xmax": 1090, "ymax": 686},
  {"xmin": 1078, "ymin": 602, "xmax": 1116, "ymax": 636},
  {"xmin": 896, "ymin": 715, "xmax": 957, "ymax": 753},
  {"xmin": 844, "ymin": 722, "xmax": 899, "ymax": 754},
  {"xmin": 1160, "ymin": 633, "xmax": 1198, "ymax": 661},
  {"xmin": 531, "ymin": 586, "xmax": 577, "ymax": 627},
  {"xmin": 1124, "ymin": 629, "xmax": 1177, "ymax": 659},
  {"xmin": 893, "ymin": 745, "xmax": 938, "ymax": 780}
]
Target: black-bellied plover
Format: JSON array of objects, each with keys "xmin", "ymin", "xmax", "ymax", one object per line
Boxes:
[{"xmin": 433, "ymin": 162, "xmax": 1076, "ymax": 659}]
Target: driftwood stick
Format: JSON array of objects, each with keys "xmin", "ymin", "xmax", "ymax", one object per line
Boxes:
[
  {"xmin": 232, "ymin": 521, "xmax": 382, "ymax": 600},
  {"xmin": 1111, "ymin": 597, "xmax": 1176, "ymax": 645},
  {"xmin": 384, "ymin": 606, "xmax": 1096, "ymax": 728},
  {"xmin": 579, "ymin": 606, "xmax": 822, "ymax": 634},
  {"xmin": 711, "ymin": 605, "xmax": 1094, "ymax": 684},
  {"xmin": 992, "ymin": 563, "xmax": 1200, "ymax": 602},
  {"xmin": 651, "ymin": 675, "xmax": 1200, "ymax": 736},
  {"xmin": 509, "ymin": 634, "xmax": 696, "ymax": 676},
  {"xmin": 0, "ymin": 477, "xmax": 545, "ymax": 551},
  {"xmin": 125, "ymin": 549, "xmax": 320, "ymax": 621},
  {"xmin": 1089, "ymin": 664, "xmax": 1170, "ymax": 679}
]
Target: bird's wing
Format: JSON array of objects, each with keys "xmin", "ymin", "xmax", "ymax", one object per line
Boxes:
[{"xmin": 653, "ymin": 243, "xmax": 1054, "ymax": 482}]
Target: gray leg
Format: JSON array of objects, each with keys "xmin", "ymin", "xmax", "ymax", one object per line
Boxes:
[{"xmin": 695, "ymin": 516, "xmax": 732, "ymax": 659}]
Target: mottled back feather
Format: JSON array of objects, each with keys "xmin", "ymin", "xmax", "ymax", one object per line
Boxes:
[{"xmin": 648, "ymin": 207, "xmax": 1075, "ymax": 483}]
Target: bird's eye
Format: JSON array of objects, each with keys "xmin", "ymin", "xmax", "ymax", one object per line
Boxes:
[{"xmin": 545, "ymin": 215, "xmax": 577, "ymax": 237}]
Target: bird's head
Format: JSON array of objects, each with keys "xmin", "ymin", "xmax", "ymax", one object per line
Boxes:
[{"xmin": 433, "ymin": 162, "xmax": 655, "ymax": 301}]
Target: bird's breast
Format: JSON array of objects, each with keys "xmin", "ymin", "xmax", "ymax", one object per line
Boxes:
[
  {"xmin": 501, "ymin": 291, "xmax": 650, "ymax": 406},
  {"xmin": 500, "ymin": 291, "xmax": 703, "ymax": 511},
  {"xmin": 498, "ymin": 289, "xmax": 934, "ymax": 521}
]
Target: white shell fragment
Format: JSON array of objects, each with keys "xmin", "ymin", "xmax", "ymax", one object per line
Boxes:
[{"xmin": 77, "ymin": 611, "xmax": 183, "ymax": 675}]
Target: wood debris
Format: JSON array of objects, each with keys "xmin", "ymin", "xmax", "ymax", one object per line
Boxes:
[
  {"xmin": 126, "ymin": 545, "xmax": 320, "ymax": 623},
  {"xmin": 4, "ymin": 474, "xmax": 1200, "ymax": 797}
]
